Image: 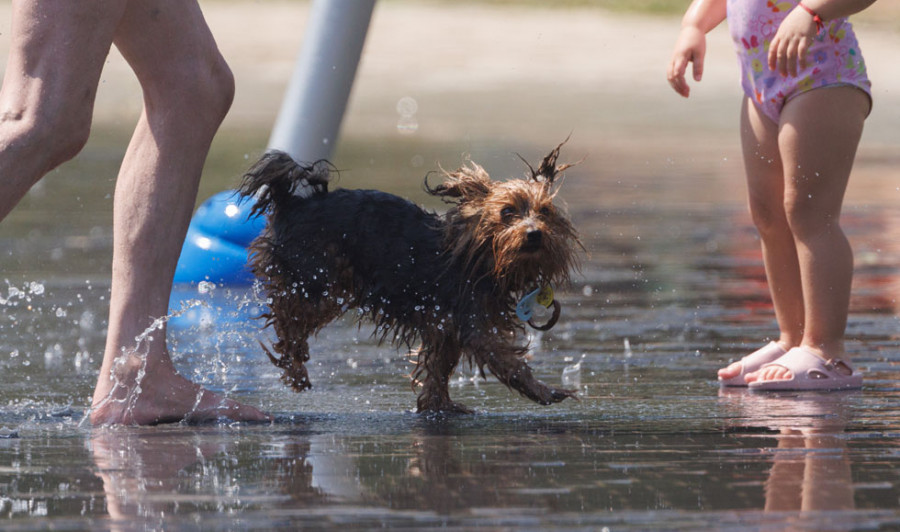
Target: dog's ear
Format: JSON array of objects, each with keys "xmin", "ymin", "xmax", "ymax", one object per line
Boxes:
[
  {"xmin": 518, "ymin": 137, "xmax": 580, "ymax": 186},
  {"xmin": 424, "ymin": 161, "xmax": 492, "ymax": 204}
]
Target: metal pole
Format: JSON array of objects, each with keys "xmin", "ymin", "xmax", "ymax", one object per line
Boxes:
[{"xmin": 267, "ymin": 0, "xmax": 376, "ymax": 164}]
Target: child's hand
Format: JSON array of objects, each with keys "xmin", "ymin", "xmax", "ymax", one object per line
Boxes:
[
  {"xmin": 768, "ymin": 5, "xmax": 820, "ymax": 77},
  {"xmin": 667, "ymin": 26, "xmax": 707, "ymax": 98}
]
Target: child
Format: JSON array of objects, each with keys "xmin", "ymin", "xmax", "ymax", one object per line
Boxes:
[{"xmin": 667, "ymin": 0, "xmax": 874, "ymax": 390}]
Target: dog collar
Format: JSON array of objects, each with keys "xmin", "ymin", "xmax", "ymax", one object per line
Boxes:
[{"xmin": 516, "ymin": 284, "xmax": 561, "ymax": 330}]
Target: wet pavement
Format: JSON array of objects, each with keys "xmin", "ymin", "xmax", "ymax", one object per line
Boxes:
[
  {"xmin": 1, "ymin": 140, "xmax": 900, "ymax": 529},
  {"xmin": 5, "ymin": 393, "xmax": 900, "ymax": 531}
]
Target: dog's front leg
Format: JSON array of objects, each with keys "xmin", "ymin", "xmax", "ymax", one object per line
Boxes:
[
  {"xmin": 475, "ymin": 341, "xmax": 576, "ymax": 405},
  {"xmin": 414, "ymin": 338, "xmax": 472, "ymax": 414}
]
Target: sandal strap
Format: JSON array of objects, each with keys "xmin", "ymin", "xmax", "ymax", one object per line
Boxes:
[{"xmin": 751, "ymin": 347, "xmax": 862, "ymax": 391}]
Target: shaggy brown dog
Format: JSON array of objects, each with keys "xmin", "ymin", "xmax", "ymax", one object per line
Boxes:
[{"xmin": 239, "ymin": 142, "xmax": 581, "ymax": 413}]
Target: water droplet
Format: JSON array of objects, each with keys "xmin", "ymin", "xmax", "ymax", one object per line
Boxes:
[
  {"xmin": 396, "ymin": 96, "xmax": 418, "ymax": 116},
  {"xmin": 561, "ymin": 355, "xmax": 584, "ymax": 387}
]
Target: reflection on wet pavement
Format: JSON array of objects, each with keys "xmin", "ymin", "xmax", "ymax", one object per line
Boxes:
[{"xmin": 2, "ymin": 396, "xmax": 900, "ymax": 530}]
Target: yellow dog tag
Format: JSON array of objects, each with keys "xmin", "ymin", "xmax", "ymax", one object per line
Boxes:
[{"xmin": 535, "ymin": 284, "xmax": 554, "ymax": 308}]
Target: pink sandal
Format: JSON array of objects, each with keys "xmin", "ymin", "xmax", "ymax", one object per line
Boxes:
[
  {"xmin": 718, "ymin": 341, "xmax": 788, "ymax": 387},
  {"xmin": 748, "ymin": 346, "xmax": 863, "ymax": 391}
]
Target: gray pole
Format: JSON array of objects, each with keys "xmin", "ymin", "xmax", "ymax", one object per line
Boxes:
[{"xmin": 267, "ymin": 0, "xmax": 376, "ymax": 165}]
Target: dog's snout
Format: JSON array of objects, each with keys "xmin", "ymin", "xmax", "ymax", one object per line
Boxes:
[{"xmin": 526, "ymin": 229, "xmax": 543, "ymax": 246}]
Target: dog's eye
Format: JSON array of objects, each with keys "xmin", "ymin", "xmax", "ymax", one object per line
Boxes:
[
  {"xmin": 501, "ymin": 206, "xmax": 517, "ymax": 219},
  {"xmin": 539, "ymin": 206, "xmax": 552, "ymax": 216}
]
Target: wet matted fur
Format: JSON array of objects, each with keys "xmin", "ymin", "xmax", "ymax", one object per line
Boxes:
[{"xmin": 239, "ymin": 142, "xmax": 581, "ymax": 413}]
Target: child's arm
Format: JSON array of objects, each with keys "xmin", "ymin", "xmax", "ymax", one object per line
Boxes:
[
  {"xmin": 769, "ymin": 0, "xmax": 877, "ymax": 77},
  {"xmin": 667, "ymin": 0, "xmax": 727, "ymax": 98}
]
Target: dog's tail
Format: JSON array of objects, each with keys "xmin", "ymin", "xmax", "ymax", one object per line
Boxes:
[{"xmin": 238, "ymin": 150, "xmax": 334, "ymax": 217}]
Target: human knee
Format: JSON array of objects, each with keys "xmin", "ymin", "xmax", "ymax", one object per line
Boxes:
[
  {"xmin": 1, "ymin": 101, "xmax": 92, "ymax": 167},
  {"xmin": 193, "ymin": 55, "xmax": 235, "ymax": 125},
  {"xmin": 154, "ymin": 54, "xmax": 234, "ymax": 130},
  {"xmin": 782, "ymin": 189, "xmax": 838, "ymax": 240},
  {"xmin": 49, "ymin": 112, "xmax": 92, "ymax": 163},
  {"xmin": 747, "ymin": 192, "xmax": 788, "ymax": 238}
]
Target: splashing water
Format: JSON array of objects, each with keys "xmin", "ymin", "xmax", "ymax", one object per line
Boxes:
[
  {"xmin": 79, "ymin": 299, "xmax": 207, "ymax": 427},
  {"xmin": 0, "ymin": 280, "xmax": 44, "ymax": 306},
  {"xmin": 561, "ymin": 354, "xmax": 585, "ymax": 388}
]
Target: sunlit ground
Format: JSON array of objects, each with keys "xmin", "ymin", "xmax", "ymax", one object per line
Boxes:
[{"xmin": 0, "ymin": 2, "xmax": 899, "ymax": 529}]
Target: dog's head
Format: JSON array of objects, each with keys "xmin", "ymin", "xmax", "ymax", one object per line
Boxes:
[{"xmin": 426, "ymin": 140, "xmax": 581, "ymax": 292}]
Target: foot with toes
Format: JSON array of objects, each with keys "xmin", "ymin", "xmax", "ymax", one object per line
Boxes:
[{"xmin": 719, "ymin": 342, "xmax": 862, "ymax": 392}]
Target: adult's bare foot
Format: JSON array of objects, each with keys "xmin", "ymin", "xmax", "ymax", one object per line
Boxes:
[{"xmin": 90, "ymin": 349, "xmax": 270, "ymax": 426}]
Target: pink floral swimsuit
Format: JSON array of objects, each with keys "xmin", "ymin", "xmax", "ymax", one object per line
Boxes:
[{"xmin": 726, "ymin": 0, "xmax": 871, "ymax": 122}]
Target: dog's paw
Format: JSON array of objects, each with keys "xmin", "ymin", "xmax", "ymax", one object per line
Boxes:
[
  {"xmin": 541, "ymin": 387, "xmax": 578, "ymax": 405},
  {"xmin": 416, "ymin": 399, "xmax": 475, "ymax": 415},
  {"xmin": 442, "ymin": 401, "xmax": 476, "ymax": 414},
  {"xmin": 510, "ymin": 373, "xmax": 577, "ymax": 405}
]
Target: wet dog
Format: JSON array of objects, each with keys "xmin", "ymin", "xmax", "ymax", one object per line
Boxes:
[{"xmin": 239, "ymin": 142, "xmax": 581, "ymax": 413}]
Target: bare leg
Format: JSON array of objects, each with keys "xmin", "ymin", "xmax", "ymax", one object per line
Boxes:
[
  {"xmin": 0, "ymin": 1, "xmax": 267, "ymax": 424},
  {"xmin": 718, "ymin": 98, "xmax": 804, "ymax": 381},
  {"xmin": 747, "ymin": 86, "xmax": 868, "ymax": 384},
  {"xmin": 0, "ymin": 0, "xmax": 123, "ymax": 216},
  {"xmin": 89, "ymin": 1, "xmax": 268, "ymax": 424}
]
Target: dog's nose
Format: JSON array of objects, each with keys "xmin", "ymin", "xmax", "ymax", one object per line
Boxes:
[{"xmin": 526, "ymin": 229, "xmax": 543, "ymax": 246}]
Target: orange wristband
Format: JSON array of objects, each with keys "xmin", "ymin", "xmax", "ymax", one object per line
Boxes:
[{"xmin": 798, "ymin": 2, "xmax": 825, "ymax": 33}]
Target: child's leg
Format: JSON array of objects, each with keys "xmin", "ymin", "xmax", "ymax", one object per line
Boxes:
[
  {"xmin": 718, "ymin": 98, "xmax": 805, "ymax": 381},
  {"xmin": 748, "ymin": 86, "xmax": 869, "ymax": 384}
]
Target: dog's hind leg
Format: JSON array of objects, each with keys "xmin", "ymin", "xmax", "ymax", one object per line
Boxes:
[
  {"xmin": 265, "ymin": 294, "xmax": 313, "ymax": 391},
  {"xmin": 265, "ymin": 291, "xmax": 342, "ymax": 393},
  {"xmin": 473, "ymin": 340, "xmax": 576, "ymax": 406}
]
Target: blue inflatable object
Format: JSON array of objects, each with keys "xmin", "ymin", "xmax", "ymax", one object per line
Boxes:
[
  {"xmin": 169, "ymin": 190, "xmax": 266, "ymax": 330},
  {"xmin": 173, "ymin": 190, "xmax": 265, "ymax": 285}
]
